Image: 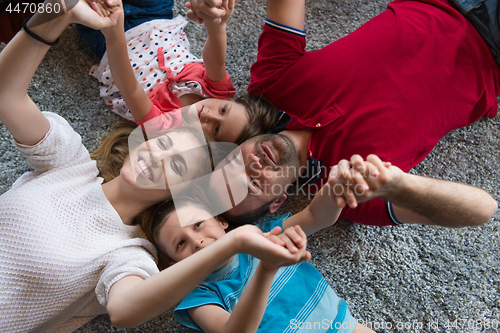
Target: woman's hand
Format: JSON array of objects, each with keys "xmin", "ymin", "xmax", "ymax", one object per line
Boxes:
[{"xmin": 68, "ymin": 0, "xmax": 122, "ymax": 30}]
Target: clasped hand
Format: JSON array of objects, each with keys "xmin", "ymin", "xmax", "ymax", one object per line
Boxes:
[
  {"xmin": 328, "ymin": 154, "xmax": 404, "ymax": 209},
  {"xmin": 53, "ymin": 0, "xmax": 123, "ymax": 30},
  {"xmin": 186, "ymin": 0, "xmax": 239, "ymax": 24},
  {"xmin": 230, "ymin": 224, "xmax": 310, "ymax": 272}
]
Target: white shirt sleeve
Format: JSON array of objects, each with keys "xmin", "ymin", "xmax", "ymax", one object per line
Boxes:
[{"xmin": 14, "ymin": 112, "xmax": 91, "ymax": 172}]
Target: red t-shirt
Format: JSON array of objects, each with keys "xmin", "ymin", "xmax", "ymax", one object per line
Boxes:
[
  {"xmin": 248, "ymin": 0, "xmax": 500, "ymax": 226},
  {"xmin": 136, "ymin": 62, "xmax": 236, "ymax": 134}
]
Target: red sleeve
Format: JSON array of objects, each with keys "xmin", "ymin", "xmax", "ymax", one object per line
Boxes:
[
  {"xmin": 248, "ymin": 25, "xmax": 306, "ymax": 95},
  {"xmin": 203, "ymin": 71, "xmax": 236, "ymax": 99},
  {"xmin": 337, "ymin": 198, "xmax": 397, "ymax": 227},
  {"xmin": 134, "ymin": 105, "xmax": 183, "ymax": 138},
  {"xmin": 172, "ymin": 63, "xmax": 236, "ymax": 99}
]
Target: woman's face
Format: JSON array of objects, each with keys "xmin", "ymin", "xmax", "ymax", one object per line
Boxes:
[
  {"xmin": 156, "ymin": 204, "xmax": 228, "ymax": 263},
  {"xmin": 123, "ymin": 129, "xmax": 209, "ymax": 192}
]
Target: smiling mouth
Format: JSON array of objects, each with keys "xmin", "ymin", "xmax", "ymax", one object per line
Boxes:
[
  {"xmin": 261, "ymin": 145, "xmax": 276, "ymax": 165},
  {"xmin": 138, "ymin": 158, "xmax": 154, "ymax": 182}
]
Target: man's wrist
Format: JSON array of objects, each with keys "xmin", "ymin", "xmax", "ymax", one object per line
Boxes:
[{"xmin": 382, "ymin": 169, "xmax": 410, "ymax": 203}]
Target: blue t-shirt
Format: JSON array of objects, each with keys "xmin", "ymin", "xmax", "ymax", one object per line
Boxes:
[{"xmin": 174, "ymin": 214, "xmax": 358, "ymax": 333}]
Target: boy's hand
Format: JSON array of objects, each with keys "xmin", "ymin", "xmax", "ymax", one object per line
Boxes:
[
  {"xmin": 328, "ymin": 154, "xmax": 403, "ymax": 208},
  {"xmin": 260, "ymin": 226, "xmax": 311, "ymax": 272},
  {"xmin": 230, "ymin": 225, "xmax": 310, "ymax": 270}
]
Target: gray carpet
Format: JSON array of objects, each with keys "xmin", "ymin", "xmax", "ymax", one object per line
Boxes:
[{"xmin": 1, "ymin": 0, "xmax": 499, "ymax": 332}]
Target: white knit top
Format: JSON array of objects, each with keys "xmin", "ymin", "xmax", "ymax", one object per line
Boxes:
[{"xmin": 0, "ymin": 113, "xmax": 159, "ymax": 333}]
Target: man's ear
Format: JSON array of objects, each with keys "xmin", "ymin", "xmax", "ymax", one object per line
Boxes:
[
  {"xmin": 269, "ymin": 194, "xmax": 287, "ymax": 214},
  {"xmin": 216, "ymin": 215, "xmax": 229, "ymax": 230}
]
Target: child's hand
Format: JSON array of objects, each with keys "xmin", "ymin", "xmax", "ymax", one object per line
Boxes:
[
  {"xmin": 90, "ymin": 0, "xmax": 119, "ymax": 18},
  {"xmin": 230, "ymin": 225, "xmax": 310, "ymax": 270},
  {"xmin": 68, "ymin": 0, "xmax": 122, "ymax": 31},
  {"xmin": 328, "ymin": 154, "xmax": 403, "ymax": 208},
  {"xmin": 217, "ymin": 0, "xmax": 235, "ymax": 25},
  {"xmin": 260, "ymin": 226, "xmax": 311, "ymax": 272},
  {"xmin": 186, "ymin": 0, "xmax": 238, "ymax": 24}
]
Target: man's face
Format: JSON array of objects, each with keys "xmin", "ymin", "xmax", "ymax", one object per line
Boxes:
[{"xmin": 209, "ymin": 133, "xmax": 300, "ymax": 218}]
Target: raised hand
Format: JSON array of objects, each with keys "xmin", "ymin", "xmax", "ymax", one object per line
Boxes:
[
  {"xmin": 186, "ymin": 0, "xmax": 239, "ymax": 24},
  {"xmin": 68, "ymin": 0, "xmax": 122, "ymax": 30},
  {"xmin": 260, "ymin": 225, "xmax": 311, "ymax": 271},
  {"xmin": 217, "ymin": 0, "xmax": 235, "ymax": 25},
  {"xmin": 328, "ymin": 154, "xmax": 401, "ymax": 208},
  {"xmin": 230, "ymin": 224, "xmax": 310, "ymax": 269}
]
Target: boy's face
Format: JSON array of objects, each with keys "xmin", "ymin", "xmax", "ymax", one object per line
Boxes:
[{"xmin": 156, "ymin": 205, "xmax": 229, "ymax": 262}]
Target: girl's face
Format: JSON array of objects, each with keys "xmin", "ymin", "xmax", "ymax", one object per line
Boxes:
[
  {"xmin": 123, "ymin": 129, "xmax": 209, "ymax": 192},
  {"xmin": 156, "ymin": 205, "xmax": 228, "ymax": 263},
  {"xmin": 194, "ymin": 98, "xmax": 249, "ymax": 143}
]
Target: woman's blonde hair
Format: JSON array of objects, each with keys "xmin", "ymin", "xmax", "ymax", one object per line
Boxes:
[{"xmin": 90, "ymin": 119, "xmax": 137, "ymax": 183}]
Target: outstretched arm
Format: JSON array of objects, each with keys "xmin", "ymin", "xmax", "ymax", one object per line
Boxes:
[
  {"xmin": 282, "ymin": 181, "xmax": 344, "ymax": 236},
  {"xmin": 333, "ymin": 154, "xmax": 498, "ymax": 227},
  {"xmin": 106, "ymin": 225, "xmax": 309, "ymax": 328},
  {"xmin": 0, "ymin": 0, "xmax": 121, "ymax": 145},
  {"xmin": 97, "ymin": 1, "xmax": 152, "ymax": 121},
  {"xmin": 187, "ymin": 0, "xmax": 304, "ymax": 30},
  {"xmin": 201, "ymin": 0, "xmax": 234, "ymax": 82},
  {"xmin": 186, "ymin": 226, "xmax": 310, "ymax": 333}
]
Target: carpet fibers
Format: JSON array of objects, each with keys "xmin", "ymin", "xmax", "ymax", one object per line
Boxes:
[{"xmin": 0, "ymin": 1, "xmax": 499, "ymax": 332}]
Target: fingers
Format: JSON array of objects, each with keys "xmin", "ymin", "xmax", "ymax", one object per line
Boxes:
[
  {"xmin": 276, "ymin": 225, "xmax": 308, "ymax": 256},
  {"xmin": 185, "ymin": 3, "xmax": 204, "ymax": 24},
  {"xmin": 266, "ymin": 234, "xmax": 285, "ymax": 247},
  {"xmin": 328, "ymin": 161, "xmax": 359, "ymax": 208},
  {"xmin": 282, "ymin": 225, "xmax": 306, "ymax": 249},
  {"xmin": 277, "ymin": 233, "xmax": 299, "ymax": 253},
  {"xmin": 263, "ymin": 226, "xmax": 285, "ymax": 246},
  {"xmin": 92, "ymin": 1, "xmax": 110, "ymax": 17},
  {"xmin": 204, "ymin": 0, "xmax": 223, "ymax": 6},
  {"xmin": 366, "ymin": 154, "xmax": 385, "ymax": 169},
  {"xmin": 188, "ymin": 0, "xmax": 225, "ymax": 24},
  {"xmin": 267, "ymin": 226, "xmax": 282, "ymax": 236},
  {"xmin": 328, "ymin": 155, "xmax": 392, "ymax": 208}
]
